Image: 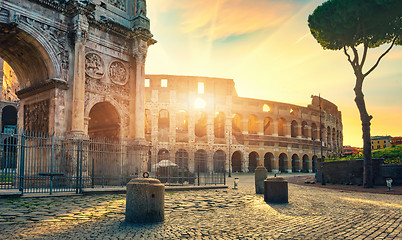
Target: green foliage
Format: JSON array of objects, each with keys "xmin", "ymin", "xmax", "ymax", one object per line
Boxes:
[
  {"xmin": 308, "ymin": 0, "xmax": 402, "ymax": 50},
  {"xmin": 327, "ymin": 145, "xmax": 402, "ymax": 164}
]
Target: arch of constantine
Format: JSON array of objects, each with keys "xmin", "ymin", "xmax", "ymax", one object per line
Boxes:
[{"xmin": 0, "ymin": 0, "xmax": 343, "ymax": 177}]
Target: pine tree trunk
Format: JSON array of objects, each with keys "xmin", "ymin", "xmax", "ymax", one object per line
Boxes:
[{"xmin": 354, "ymin": 73, "xmax": 373, "ymax": 188}]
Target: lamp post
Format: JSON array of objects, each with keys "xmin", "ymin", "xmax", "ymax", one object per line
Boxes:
[{"xmin": 319, "ymin": 94, "xmax": 325, "ymax": 185}]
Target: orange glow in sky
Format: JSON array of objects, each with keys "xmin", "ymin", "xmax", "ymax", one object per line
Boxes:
[{"xmin": 146, "ymin": 0, "xmax": 402, "ymax": 147}]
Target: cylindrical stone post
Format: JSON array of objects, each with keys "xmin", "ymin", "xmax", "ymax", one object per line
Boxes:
[
  {"xmin": 255, "ymin": 166, "xmax": 268, "ymax": 194},
  {"xmin": 126, "ymin": 178, "xmax": 164, "ymax": 223},
  {"xmin": 264, "ymin": 177, "xmax": 288, "ymax": 203}
]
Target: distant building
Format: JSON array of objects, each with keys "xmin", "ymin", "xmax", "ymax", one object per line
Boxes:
[
  {"xmin": 391, "ymin": 137, "xmax": 402, "ymax": 146},
  {"xmin": 343, "ymin": 146, "xmax": 359, "ymax": 156},
  {"xmin": 371, "ymin": 136, "xmax": 392, "ymax": 150}
]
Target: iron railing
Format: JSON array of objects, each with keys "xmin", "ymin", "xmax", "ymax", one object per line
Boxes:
[{"xmin": 0, "ymin": 131, "xmax": 226, "ymax": 195}]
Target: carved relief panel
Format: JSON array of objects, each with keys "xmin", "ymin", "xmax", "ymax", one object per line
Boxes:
[
  {"xmin": 24, "ymin": 99, "xmax": 49, "ymax": 133},
  {"xmin": 109, "ymin": 61, "xmax": 128, "ymax": 85},
  {"xmin": 85, "ymin": 52, "xmax": 105, "ymax": 79}
]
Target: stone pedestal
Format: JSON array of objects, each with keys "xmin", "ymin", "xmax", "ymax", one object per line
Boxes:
[
  {"xmin": 264, "ymin": 177, "xmax": 288, "ymax": 203},
  {"xmin": 126, "ymin": 178, "xmax": 164, "ymax": 223},
  {"xmin": 255, "ymin": 166, "xmax": 268, "ymax": 194}
]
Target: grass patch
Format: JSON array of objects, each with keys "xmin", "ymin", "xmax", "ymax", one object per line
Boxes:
[{"xmin": 327, "ymin": 145, "xmax": 402, "ymax": 164}]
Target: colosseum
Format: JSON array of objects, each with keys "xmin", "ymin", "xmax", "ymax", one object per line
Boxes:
[{"xmin": 144, "ymin": 74, "xmax": 343, "ymax": 174}]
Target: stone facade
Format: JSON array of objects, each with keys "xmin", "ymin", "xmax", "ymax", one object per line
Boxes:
[
  {"xmin": 145, "ymin": 75, "xmax": 343, "ymax": 173},
  {"xmin": 0, "ymin": 0, "xmax": 155, "ymax": 142}
]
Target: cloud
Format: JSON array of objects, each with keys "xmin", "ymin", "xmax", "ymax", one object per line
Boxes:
[{"xmin": 157, "ymin": 0, "xmax": 298, "ymax": 39}]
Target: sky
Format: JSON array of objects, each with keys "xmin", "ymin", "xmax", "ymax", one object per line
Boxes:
[{"xmin": 145, "ymin": 0, "xmax": 402, "ymax": 147}]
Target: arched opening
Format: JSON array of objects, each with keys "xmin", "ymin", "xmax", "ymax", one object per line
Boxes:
[
  {"xmin": 1, "ymin": 105, "xmax": 17, "ymax": 132},
  {"xmin": 176, "ymin": 110, "xmax": 188, "ymax": 133},
  {"xmin": 232, "ymin": 114, "xmax": 242, "ymax": 133},
  {"xmin": 291, "ymin": 120, "xmax": 298, "ymax": 138},
  {"xmin": 291, "ymin": 154, "xmax": 300, "ymax": 172},
  {"xmin": 278, "ymin": 118, "xmax": 286, "ymax": 136},
  {"xmin": 311, "ymin": 123, "xmax": 317, "ymax": 140},
  {"xmin": 264, "ymin": 152, "xmax": 274, "ymax": 172},
  {"xmin": 214, "ymin": 112, "xmax": 225, "ymax": 138},
  {"xmin": 175, "ymin": 149, "xmax": 188, "ymax": 170},
  {"xmin": 1, "ymin": 137, "xmax": 17, "ymax": 169},
  {"xmin": 213, "ymin": 150, "xmax": 226, "ymax": 172},
  {"xmin": 279, "ymin": 153, "xmax": 288, "ymax": 172},
  {"xmin": 327, "ymin": 126, "xmax": 331, "ymax": 148},
  {"xmin": 1, "ymin": 60, "xmax": 20, "ymax": 102},
  {"xmin": 195, "ymin": 112, "xmax": 207, "ymax": 138},
  {"xmin": 301, "ymin": 121, "xmax": 308, "ymax": 138},
  {"xmin": 88, "ymin": 102, "xmax": 120, "ymax": 139},
  {"xmin": 302, "ymin": 154, "xmax": 309, "ymax": 172},
  {"xmin": 332, "ymin": 128, "xmax": 336, "ymax": 151},
  {"xmin": 248, "ymin": 115, "xmax": 259, "ymax": 134},
  {"xmin": 158, "ymin": 110, "xmax": 169, "ymax": 142},
  {"xmin": 248, "ymin": 151, "xmax": 258, "ymax": 172},
  {"xmin": 231, "ymin": 151, "xmax": 242, "ymax": 172},
  {"xmin": 263, "ymin": 117, "xmax": 273, "ymax": 135},
  {"xmin": 0, "ymin": 24, "xmax": 55, "ymax": 90},
  {"xmin": 194, "ymin": 149, "xmax": 207, "ymax": 172},
  {"xmin": 312, "ymin": 155, "xmax": 317, "ymax": 172},
  {"xmin": 158, "ymin": 149, "xmax": 170, "ymax": 162},
  {"xmin": 145, "ymin": 109, "xmax": 151, "ymax": 134}
]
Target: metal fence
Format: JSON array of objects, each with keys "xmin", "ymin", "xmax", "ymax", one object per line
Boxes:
[{"xmin": 0, "ymin": 131, "xmax": 226, "ymax": 195}]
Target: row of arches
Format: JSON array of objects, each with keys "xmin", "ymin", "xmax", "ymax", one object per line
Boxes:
[
  {"xmin": 146, "ymin": 109, "xmax": 342, "ymax": 145},
  {"xmin": 149, "ymin": 149, "xmax": 320, "ymax": 173}
]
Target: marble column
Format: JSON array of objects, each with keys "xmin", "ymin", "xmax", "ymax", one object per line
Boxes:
[{"xmin": 71, "ymin": 15, "xmax": 88, "ymax": 135}]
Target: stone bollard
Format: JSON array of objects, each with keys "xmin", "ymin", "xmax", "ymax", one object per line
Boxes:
[
  {"xmin": 255, "ymin": 166, "xmax": 268, "ymax": 194},
  {"xmin": 264, "ymin": 177, "xmax": 288, "ymax": 203},
  {"xmin": 126, "ymin": 178, "xmax": 165, "ymax": 223}
]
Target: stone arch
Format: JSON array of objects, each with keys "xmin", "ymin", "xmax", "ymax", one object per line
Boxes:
[
  {"xmin": 248, "ymin": 114, "xmax": 259, "ymax": 134},
  {"xmin": 248, "ymin": 151, "xmax": 259, "ymax": 172},
  {"xmin": 158, "ymin": 149, "xmax": 170, "ymax": 162},
  {"xmin": 1, "ymin": 105, "xmax": 18, "ymax": 131},
  {"xmin": 264, "ymin": 152, "xmax": 274, "ymax": 172},
  {"xmin": 302, "ymin": 154, "xmax": 309, "ymax": 172},
  {"xmin": 291, "ymin": 120, "xmax": 298, "ymax": 138},
  {"xmin": 194, "ymin": 149, "xmax": 207, "ymax": 172},
  {"xmin": 332, "ymin": 128, "xmax": 336, "ymax": 150},
  {"xmin": 278, "ymin": 153, "xmax": 288, "ymax": 173},
  {"xmin": 301, "ymin": 121, "xmax": 308, "ymax": 138},
  {"xmin": 145, "ymin": 109, "xmax": 151, "ymax": 134},
  {"xmin": 85, "ymin": 96, "xmax": 125, "ymax": 126},
  {"xmin": 176, "ymin": 110, "xmax": 188, "ymax": 133},
  {"xmin": 88, "ymin": 101, "xmax": 121, "ymax": 139},
  {"xmin": 291, "ymin": 154, "xmax": 300, "ymax": 172},
  {"xmin": 213, "ymin": 150, "xmax": 226, "ymax": 172},
  {"xmin": 0, "ymin": 22, "xmax": 62, "ymax": 89},
  {"xmin": 175, "ymin": 149, "xmax": 188, "ymax": 169},
  {"xmin": 312, "ymin": 155, "xmax": 318, "ymax": 173},
  {"xmin": 214, "ymin": 112, "xmax": 225, "ymax": 138},
  {"xmin": 195, "ymin": 112, "xmax": 207, "ymax": 138},
  {"xmin": 327, "ymin": 126, "xmax": 331, "ymax": 147},
  {"xmin": 1, "ymin": 136, "xmax": 18, "ymax": 169},
  {"xmin": 263, "ymin": 117, "xmax": 273, "ymax": 135},
  {"xmin": 232, "ymin": 113, "xmax": 242, "ymax": 133},
  {"xmin": 311, "ymin": 123, "xmax": 318, "ymax": 140},
  {"xmin": 231, "ymin": 150, "xmax": 242, "ymax": 173},
  {"xmin": 278, "ymin": 118, "xmax": 286, "ymax": 136}
]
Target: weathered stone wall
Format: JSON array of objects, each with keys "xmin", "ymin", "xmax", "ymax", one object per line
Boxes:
[
  {"xmin": 316, "ymin": 158, "xmax": 388, "ymax": 185},
  {"xmin": 145, "ymin": 74, "xmax": 343, "ymax": 174}
]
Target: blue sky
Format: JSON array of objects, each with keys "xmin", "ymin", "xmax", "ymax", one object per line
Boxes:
[{"xmin": 145, "ymin": 0, "xmax": 402, "ymax": 147}]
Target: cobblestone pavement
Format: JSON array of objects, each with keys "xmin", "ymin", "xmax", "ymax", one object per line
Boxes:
[{"xmin": 0, "ymin": 174, "xmax": 401, "ymax": 239}]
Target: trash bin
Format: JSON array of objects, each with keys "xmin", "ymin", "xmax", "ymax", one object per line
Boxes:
[
  {"xmin": 255, "ymin": 166, "xmax": 268, "ymax": 194},
  {"xmin": 264, "ymin": 177, "xmax": 288, "ymax": 203},
  {"xmin": 126, "ymin": 178, "xmax": 165, "ymax": 223}
]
